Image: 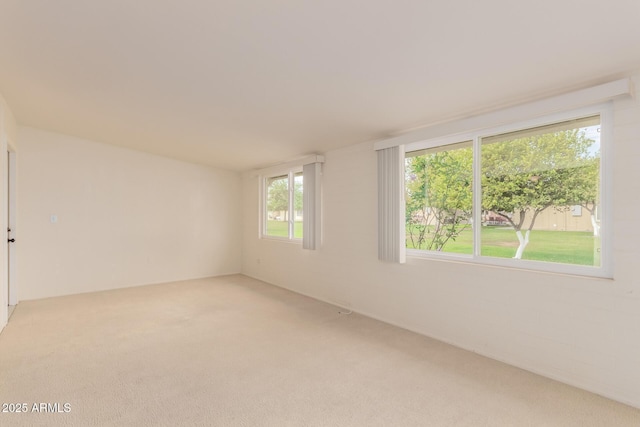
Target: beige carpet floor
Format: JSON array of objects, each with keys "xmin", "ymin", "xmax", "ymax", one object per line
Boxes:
[{"xmin": 1, "ymin": 274, "xmax": 639, "ymax": 426}]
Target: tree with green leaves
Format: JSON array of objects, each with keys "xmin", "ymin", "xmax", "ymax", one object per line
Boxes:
[
  {"xmin": 405, "ymin": 145, "xmax": 473, "ymax": 251},
  {"xmin": 293, "ymin": 175, "xmax": 303, "ymax": 213},
  {"xmin": 574, "ymin": 158, "xmax": 600, "ymax": 237},
  {"xmin": 481, "ymin": 128, "xmax": 599, "ymax": 258},
  {"xmin": 267, "ymin": 175, "xmax": 303, "ymax": 221},
  {"xmin": 267, "ymin": 177, "xmax": 289, "ymax": 220}
]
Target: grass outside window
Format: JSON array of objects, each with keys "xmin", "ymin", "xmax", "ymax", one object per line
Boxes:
[{"xmin": 406, "ymin": 226, "xmax": 597, "ymax": 266}]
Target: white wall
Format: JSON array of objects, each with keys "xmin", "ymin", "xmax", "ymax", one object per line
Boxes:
[
  {"xmin": 0, "ymin": 93, "xmax": 17, "ymax": 332},
  {"xmin": 242, "ymin": 75, "xmax": 640, "ymax": 408},
  {"xmin": 18, "ymin": 127, "xmax": 242, "ymax": 300}
]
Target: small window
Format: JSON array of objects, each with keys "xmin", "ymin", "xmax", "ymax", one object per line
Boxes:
[
  {"xmin": 264, "ymin": 170, "xmax": 303, "ymax": 240},
  {"xmin": 293, "ymin": 172, "xmax": 303, "ymax": 239},
  {"xmin": 265, "ymin": 175, "xmax": 290, "ymax": 237}
]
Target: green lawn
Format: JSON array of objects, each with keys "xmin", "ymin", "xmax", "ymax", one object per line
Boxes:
[
  {"xmin": 266, "ymin": 220, "xmax": 303, "ymax": 239},
  {"xmin": 267, "ymin": 219, "xmax": 598, "ymax": 266},
  {"xmin": 407, "ymin": 226, "xmax": 599, "ymax": 266}
]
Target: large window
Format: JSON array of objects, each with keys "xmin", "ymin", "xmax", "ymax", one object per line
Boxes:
[
  {"xmin": 265, "ymin": 171, "xmax": 303, "ymax": 239},
  {"xmin": 480, "ymin": 116, "xmax": 601, "ymax": 266},
  {"xmin": 404, "ymin": 108, "xmax": 607, "ymax": 276}
]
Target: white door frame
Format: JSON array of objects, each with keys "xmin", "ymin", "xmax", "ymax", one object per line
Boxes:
[{"xmin": 8, "ymin": 148, "xmax": 17, "ymax": 306}]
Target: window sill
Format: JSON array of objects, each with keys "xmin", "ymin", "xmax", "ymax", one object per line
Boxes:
[
  {"xmin": 405, "ymin": 249, "xmax": 612, "ymax": 280},
  {"xmin": 260, "ymin": 236, "xmax": 303, "ymax": 245}
]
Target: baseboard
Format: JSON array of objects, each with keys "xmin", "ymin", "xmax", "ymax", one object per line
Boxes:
[{"xmin": 239, "ymin": 272, "xmax": 640, "ymax": 410}]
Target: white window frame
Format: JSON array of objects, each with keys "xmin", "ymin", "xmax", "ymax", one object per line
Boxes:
[
  {"xmin": 257, "ymin": 154, "xmax": 324, "ymax": 246},
  {"xmin": 404, "ymin": 103, "xmax": 613, "ymax": 278},
  {"xmin": 261, "ymin": 167, "xmax": 303, "ymax": 242}
]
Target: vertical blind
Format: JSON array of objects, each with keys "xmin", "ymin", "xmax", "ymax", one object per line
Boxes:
[
  {"xmin": 377, "ymin": 146, "xmax": 406, "ymax": 263},
  {"xmin": 303, "ymin": 162, "xmax": 321, "ymax": 250}
]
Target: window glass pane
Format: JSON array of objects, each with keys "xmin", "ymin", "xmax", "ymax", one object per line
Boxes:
[
  {"xmin": 266, "ymin": 175, "xmax": 289, "ymax": 237},
  {"xmin": 405, "ymin": 141, "xmax": 473, "ymax": 254},
  {"xmin": 293, "ymin": 172, "xmax": 304, "ymax": 239},
  {"xmin": 480, "ymin": 116, "xmax": 601, "ymax": 266}
]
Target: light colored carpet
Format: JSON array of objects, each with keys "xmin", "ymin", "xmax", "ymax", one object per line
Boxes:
[{"xmin": 1, "ymin": 274, "xmax": 639, "ymax": 426}]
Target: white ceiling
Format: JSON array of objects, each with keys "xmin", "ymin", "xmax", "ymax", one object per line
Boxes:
[{"xmin": 1, "ymin": 1, "xmax": 639, "ymax": 171}]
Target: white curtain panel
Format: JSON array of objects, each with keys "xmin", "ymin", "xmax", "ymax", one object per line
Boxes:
[
  {"xmin": 377, "ymin": 146, "xmax": 406, "ymax": 263},
  {"xmin": 303, "ymin": 162, "xmax": 321, "ymax": 250}
]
